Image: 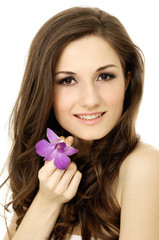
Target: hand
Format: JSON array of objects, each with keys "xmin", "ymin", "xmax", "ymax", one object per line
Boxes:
[{"xmin": 37, "ymin": 136, "xmax": 82, "ymax": 207}]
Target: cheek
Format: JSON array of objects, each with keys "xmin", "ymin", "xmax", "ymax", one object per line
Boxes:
[
  {"xmin": 53, "ymin": 90, "xmax": 62, "ymax": 119},
  {"xmin": 53, "ymin": 89, "xmax": 73, "ymax": 119},
  {"xmin": 102, "ymin": 85, "xmax": 125, "ymax": 107}
]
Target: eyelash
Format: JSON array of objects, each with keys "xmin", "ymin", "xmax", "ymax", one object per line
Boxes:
[
  {"xmin": 56, "ymin": 77, "xmax": 77, "ymax": 86},
  {"xmin": 98, "ymin": 73, "xmax": 115, "ymax": 81},
  {"xmin": 56, "ymin": 72, "xmax": 116, "ymax": 86}
]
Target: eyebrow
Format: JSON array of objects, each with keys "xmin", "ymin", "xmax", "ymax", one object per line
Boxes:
[{"xmin": 55, "ymin": 64, "xmax": 117, "ymax": 76}]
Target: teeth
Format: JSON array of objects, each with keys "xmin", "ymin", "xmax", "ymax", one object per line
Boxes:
[{"xmin": 77, "ymin": 113, "xmax": 102, "ymax": 120}]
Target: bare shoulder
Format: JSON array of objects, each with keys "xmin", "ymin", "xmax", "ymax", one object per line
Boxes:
[
  {"xmin": 119, "ymin": 142, "xmax": 159, "ymax": 184},
  {"xmin": 118, "ymin": 143, "xmax": 159, "ymax": 240}
]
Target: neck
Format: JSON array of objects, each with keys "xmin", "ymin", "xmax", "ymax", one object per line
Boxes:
[{"xmin": 74, "ymin": 137, "xmax": 93, "ymax": 158}]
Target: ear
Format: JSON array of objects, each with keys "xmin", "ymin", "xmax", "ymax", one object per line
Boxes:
[{"xmin": 125, "ymin": 72, "xmax": 131, "ymax": 91}]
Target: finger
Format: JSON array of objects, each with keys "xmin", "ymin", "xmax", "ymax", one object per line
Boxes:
[
  {"xmin": 44, "ymin": 160, "xmax": 50, "ymax": 165},
  {"xmin": 59, "ymin": 135, "xmax": 74, "ymax": 146},
  {"xmin": 44, "ymin": 157, "xmax": 55, "ymax": 166},
  {"xmin": 60, "ymin": 136, "xmax": 65, "ymax": 141},
  {"xmin": 58, "ymin": 162, "xmax": 77, "ymax": 189},
  {"xmin": 65, "ymin": 136, "xmax": 74, "ymax": 146},
  {"xmin": 65, "ymin": 171, "xmax": 82, "ymax": 199},
  {"xmin": 40, "ymin": 159, "xmax": 57, "ymax": 178},
  {"xmin": 48, "ymin": 168, "xmax": 66, "ymax": 187}
]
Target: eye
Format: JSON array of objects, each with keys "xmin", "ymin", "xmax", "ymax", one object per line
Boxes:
[
  {"xmin": 98, "ymin": 73, "xmax": 115, "ymax": 81},
  {"xmin": 57, "ymin": 77, "xmax": 77, "ymax": 86}
]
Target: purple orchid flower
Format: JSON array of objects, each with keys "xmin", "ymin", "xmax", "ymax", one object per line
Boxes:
[{"xmin": 35, "ymin": 128, "xmax": 78, "ymax": 170}]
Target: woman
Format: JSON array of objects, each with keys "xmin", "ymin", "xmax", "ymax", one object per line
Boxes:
[{"xmin": 2, "ymin": 6, "xmax": 159, "ymax": 240}]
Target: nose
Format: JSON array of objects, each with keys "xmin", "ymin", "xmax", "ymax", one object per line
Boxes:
[{"xmin": 79, "ymin": 82, "xmax": 101, "ymax": 108}]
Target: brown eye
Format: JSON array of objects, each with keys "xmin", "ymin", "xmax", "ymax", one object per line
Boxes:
[
  {"xmin": 63, "ymin": 78, "xmax": 74, "ymax": 85},
  {"xmin": 98, "ymin": 73, "xmax": 115, "ymax": 81},
  {"xmin": 57, "ymin": 77, "xmax": 77, "ymax": 85}
]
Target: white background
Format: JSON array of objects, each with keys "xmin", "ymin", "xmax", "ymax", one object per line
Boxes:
[{"xmin": 0, "ymin": 0, "xmax": 159, "ymax": 238}]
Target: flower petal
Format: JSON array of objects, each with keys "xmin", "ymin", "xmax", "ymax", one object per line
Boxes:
[
  {"xmin": 44, "ymin": 149, "xmax": 57, "ymax": 161},
  {"xmin": 47, "ymin": 128, "xmax": 60, "ymax": 144},
  {"xmin": 36, "ymin": 129, "xmax": 78, "ymax": 166},
  {"xmin": 63, "ymin": 144, "xmax": 78, "ymax": 156},
  {"xmin": 35, "ymin": 139, "xmax": 53, "ymax": 157},
  {"xmin": 54, "ymin": 151, "xmax": 70, "ymax": 170}
]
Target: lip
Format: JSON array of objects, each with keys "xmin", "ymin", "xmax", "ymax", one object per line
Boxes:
[
  {"xmin": 73, "ymin": 112, "xmax": 106, "ymax": 125},
  {"xmin": 74, "ymin": 111, "xmax": 104, "ymax": 116}
]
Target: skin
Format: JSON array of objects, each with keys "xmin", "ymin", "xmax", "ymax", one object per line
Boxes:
[
  {"xmin": 53, "ymin": 36, "xmax": 127, "ymax": 149},
  {"xmin": 4, "ymin": 36, "xmax": 159, "ymax": 240},
  {"xmin": 4, "ymin": 136, "xmax": 82, "ymax": 240}
]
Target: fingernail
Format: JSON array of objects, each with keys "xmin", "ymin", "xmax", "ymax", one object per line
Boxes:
[{"xmin": 68, "ymin": 136, "xmax": 73, "ymax": 142}]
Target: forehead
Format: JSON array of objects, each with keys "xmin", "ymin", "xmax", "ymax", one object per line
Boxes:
[{"xmin": 55, "ymin": 35, "xmax": 122, "ymax": 72}]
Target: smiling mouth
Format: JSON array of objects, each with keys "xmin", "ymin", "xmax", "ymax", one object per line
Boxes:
[{"xmin": 74, "ymin": 112, "xmax": 106, "ymax": 120}]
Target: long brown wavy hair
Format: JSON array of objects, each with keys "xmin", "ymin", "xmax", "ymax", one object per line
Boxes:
[{"xmin": 1, "ymin": 6, "xmax": 144, "ymax": 240}]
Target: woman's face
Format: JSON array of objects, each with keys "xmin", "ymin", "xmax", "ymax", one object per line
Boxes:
[{"xmin": 53, "ymin": 36, "xmax": 126, "ymax": 141}]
